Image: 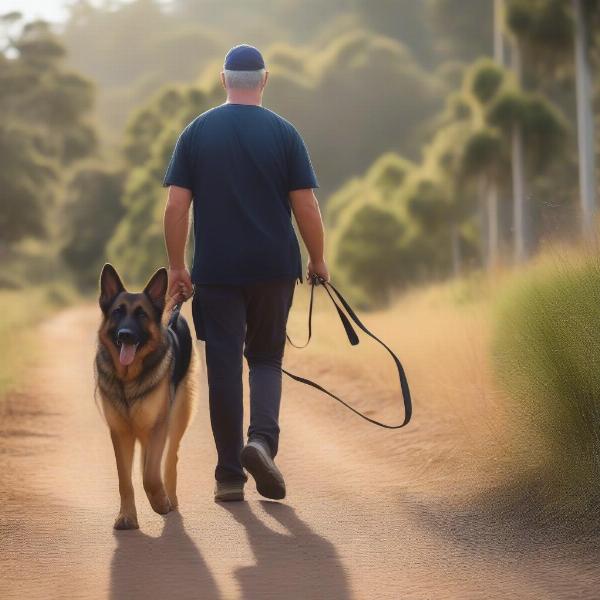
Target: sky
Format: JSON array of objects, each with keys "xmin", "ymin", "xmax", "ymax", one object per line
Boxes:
[
  {"xmin": 3, "ymin": 0, "xmax": 72, "ymax": 23},
  {"xmin": 2, "ymin": 1, "xmax": 145, "ymax": 24}
]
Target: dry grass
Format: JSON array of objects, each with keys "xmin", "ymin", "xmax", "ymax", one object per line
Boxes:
[{"xmin": 285, "ymin": 274, "xmax": 524, "ymax": 496}]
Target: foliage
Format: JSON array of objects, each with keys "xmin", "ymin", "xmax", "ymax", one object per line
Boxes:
[
  {"xmin": 61, "ymin": 166, "xmax": 125, "ymax": 288},
  {"xmin": 493, "ymin": 255, "xmax": 600, "ymax": 504},
  {"xmin": 506, "ymin": 0, "xmax": 573, "ymax": 52},
  {"xmin": 334, "ymin": 203, "xmax": 409, "ymax": 306},
  {"xmin": 487, "ymin": 88, "xmax": 568, "ymax": 171},
  {"xmin": 469, "ymin": 59, "xmax": 506, "ymax": 105},
  {"xmin": 0, "ymin": 16, "xmax": 96, "ymax": 246},
  {"xmin": 0, "ymin": 122, "xmax": 56, "ymax": 244}
]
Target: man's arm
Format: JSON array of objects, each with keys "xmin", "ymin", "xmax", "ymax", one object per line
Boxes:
[
  {"xmin": 289, "ymin": 188, "xmax": 329, "ymax": 282},
  {"xmin": 164, "ymin": 185, "xmax": 194, "ymax": 302}
]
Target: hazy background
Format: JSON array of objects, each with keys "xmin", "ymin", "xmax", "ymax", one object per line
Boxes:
[{"xmin": 1, "ymin": 0, "xmax": 598, "ymax": 299}]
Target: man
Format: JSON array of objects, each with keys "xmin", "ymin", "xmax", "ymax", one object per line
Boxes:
[{"xmin": 163, "ymin": 44, "xmax": 328, "ymax": 502}]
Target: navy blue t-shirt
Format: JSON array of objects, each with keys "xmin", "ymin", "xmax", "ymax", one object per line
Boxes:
[{"xmin": 163, "ymin": 104, "xmax": 318, "ymax": 285}]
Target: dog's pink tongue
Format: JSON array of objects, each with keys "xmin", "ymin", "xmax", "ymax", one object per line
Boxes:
[{"xmin": 119, "ymin": 343, "xmax": 137, "ymax": 366}]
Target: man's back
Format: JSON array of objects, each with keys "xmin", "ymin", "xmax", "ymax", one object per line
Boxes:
[{"xmin": 163, "ymin": 104, "xmax": 318, "ymax": 285}]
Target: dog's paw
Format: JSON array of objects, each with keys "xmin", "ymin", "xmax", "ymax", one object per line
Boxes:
[
  {"xmin": 114, "ymin": 513, "xmax": 139, "ymax": 530},
  {"xmin": 149, "ymin": 492, "xmax": 172, "ymax": 515}
]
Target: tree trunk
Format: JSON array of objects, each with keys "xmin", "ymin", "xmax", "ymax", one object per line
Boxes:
[
  {"xmin": 487, "ymin": 182, "xmax": 499, "ymax": 269},
  {"xmin": 572, "ymin": 0, "xmax": 597, "ymax": 237},
  {"xmin": 451, "ymin": 225, "xmax": 461, "ymax": 277},
  {"xmin": 512, "ymin": 124, "xmax": 527, "ymax": 262},
  {"xmin": 510, "ymin": 39, "xmax": 528, "ymax": 263},
  {"xmin": 494, "ymin": 0, "xmax": 505, "ymax": 65}
]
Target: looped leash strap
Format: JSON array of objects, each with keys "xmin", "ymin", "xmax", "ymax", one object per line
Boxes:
[
  {"xmin": 283, "ymin": 277, "xmax": 412, "ymax": 429},
  {"xmin": 286, "ymin": 278, "xmax": 359, "ymax": 348}
]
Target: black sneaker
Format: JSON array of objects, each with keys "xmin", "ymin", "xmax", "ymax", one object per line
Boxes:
[
  {"xmin": 241, "ymin": 439, "xmax": 286, "ymax": 500},
  {"xmin": 214, "ymin": 480, "xmax": 245, "ymax": 502}
]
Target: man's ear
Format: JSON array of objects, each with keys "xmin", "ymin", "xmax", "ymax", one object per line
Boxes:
[
  {"xmin": 99, "ymin": 264, "xmax": 125, "ymax": 314},
  {"xmin": 262, "ymin": 70, "xmax": 269, "ymax": 90},
  {"xmin": 220, "ymin": 71, "xmax": 227, "ymax": 90},
  {"xmin": 143, "ymin": 268, "xmax": 169, "ymax": 316}
]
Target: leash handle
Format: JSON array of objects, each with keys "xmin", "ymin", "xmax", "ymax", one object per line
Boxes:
[
  {"xmin": 168, "ymin": 286, "xmax": 194, "ymax": 329},
  {"xmin": 285, "ymin": 277, "xmax": 412, "ymax": 429}
]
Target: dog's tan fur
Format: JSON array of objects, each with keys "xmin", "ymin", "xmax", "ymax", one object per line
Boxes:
[{"xmin": 95, "ymin": 266, "xmax": 197, "ymax": 530}]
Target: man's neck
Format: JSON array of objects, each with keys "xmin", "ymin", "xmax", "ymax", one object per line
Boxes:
[{"xmin": 226, "ymin": 90, "xmax": 263, "ymax": 106}]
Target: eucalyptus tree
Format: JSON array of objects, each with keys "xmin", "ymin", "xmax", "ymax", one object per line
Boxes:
[
  {"xmin": 487, "ymin": 87, "xmax": 567, "ymax": 255},
  {"xmin": 505, "ymin": 0, "xmax": 598, "ymax": 237}
]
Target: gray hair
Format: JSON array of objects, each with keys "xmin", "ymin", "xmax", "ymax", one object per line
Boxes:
[{"xmin": 223, "ymin": 68, "xmax": 266, "ymax": 89}]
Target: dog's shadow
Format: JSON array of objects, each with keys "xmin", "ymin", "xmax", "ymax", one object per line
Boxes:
[
  {"xmin": 110, "ymin": 510, "xmax": 221, "ymax": 600},
  {"xmin": 220, "ymin": 501, "xmax": 351, "ymax": 600}
]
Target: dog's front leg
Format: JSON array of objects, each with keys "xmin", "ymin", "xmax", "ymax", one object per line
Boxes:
[
  {"xmin": 110, "ymin": 429, "xmax": 138, "ymax": 530},
  {"xmin": 141, "ymin": 419, "xmax": 172, "ymax": 515}
]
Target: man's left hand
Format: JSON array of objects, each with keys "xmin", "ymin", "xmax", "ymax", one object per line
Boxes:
[{"xmin": 168, "ymin": 267, "xmax": 193, "ymax": 303}]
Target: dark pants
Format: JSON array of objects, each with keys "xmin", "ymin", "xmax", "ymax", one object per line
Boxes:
[{"xmin": 192, "ymin": 279, "xmax": 296, "ymax": 483}]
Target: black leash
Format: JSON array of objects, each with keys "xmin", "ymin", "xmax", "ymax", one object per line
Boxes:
[{"xmin": 283, "ymin": 276, "xmax": 412, "ymax": 429}]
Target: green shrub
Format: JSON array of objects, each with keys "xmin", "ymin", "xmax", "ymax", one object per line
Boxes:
[{"xmin": 492, "ymin": 256, "xmax": 600, "ymax": 505}]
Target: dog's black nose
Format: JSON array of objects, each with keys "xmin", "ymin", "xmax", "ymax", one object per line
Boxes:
[{"xmin": 117, "ymin": 329, "xmax": 136, "ymax": 345}]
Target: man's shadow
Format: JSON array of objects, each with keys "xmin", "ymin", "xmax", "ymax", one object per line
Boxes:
[
  {"xmin": 220, "ymin": 501, "xmax": 351, "ymax": 600},
  {"xmin": 110, "ymin": 510, "xmax": 221, "ymax": 600}
]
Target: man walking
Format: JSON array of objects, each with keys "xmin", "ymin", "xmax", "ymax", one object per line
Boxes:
[{"xmin": 163, "ymin": 44, "xmax": 328, "ymax": 502}]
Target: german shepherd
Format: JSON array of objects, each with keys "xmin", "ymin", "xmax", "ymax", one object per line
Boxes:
[{"xmin": 95, "ymin": 264, "xmax": 196, "ymax": 530}]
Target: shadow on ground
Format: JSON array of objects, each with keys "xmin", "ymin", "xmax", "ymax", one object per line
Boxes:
[
  {"xmin": 110, "ymin": 511, "xmax": 221, "ymax": 600},
  {"xmin": 407, "ymin": 473, "xmax": 600, "ymax": 561},
  {"xmin": 220, "ymin": 500, "xmax": 351, "ymax": 600}
]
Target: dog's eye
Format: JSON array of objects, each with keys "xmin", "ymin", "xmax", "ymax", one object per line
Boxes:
[
  {"xmin": 111, "ymin": 305, "xmax": 124, "ymax": 318},
  {"xmin": 135, "ymin": 307, "xmax": 148, "ymax": 320}
]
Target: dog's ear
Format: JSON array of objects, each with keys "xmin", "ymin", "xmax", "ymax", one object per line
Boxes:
[
  {"xmin": 143, "ymin": 268, "xmax": 168, "ymax": 316},
  {"xmin": 99, "ymin": 264, "xmax": 125, "ymax": 314}
]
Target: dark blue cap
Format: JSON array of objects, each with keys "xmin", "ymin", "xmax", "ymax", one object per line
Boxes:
[{"xmin": 224, "ymin": 44, "xmax": 265, "ymax": 71}]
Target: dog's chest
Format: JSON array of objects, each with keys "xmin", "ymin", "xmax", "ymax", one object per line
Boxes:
[{"xmin": 95, "ymin": 346, "xmax": 173, "ymax": 415}]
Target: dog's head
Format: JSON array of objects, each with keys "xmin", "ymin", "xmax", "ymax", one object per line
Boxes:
[{"xmin": 98, "ymin": 264, "xmax": 168, "ymax": 375}]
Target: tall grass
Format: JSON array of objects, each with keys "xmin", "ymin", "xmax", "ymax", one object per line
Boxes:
[{"xmin": 492, "ymin": 253, "xmax": 600, "ymax": 506}]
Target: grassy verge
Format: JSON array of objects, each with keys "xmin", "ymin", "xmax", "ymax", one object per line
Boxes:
[
  {"xmin": 0, "ymin": 283, "xmax": 78, "ymax": 398},
  {"xmin": 492, "ymin": 250, "xmax": 600, "ymax": 511}
]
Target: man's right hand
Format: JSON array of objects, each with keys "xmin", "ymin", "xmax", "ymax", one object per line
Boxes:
[
  {"xmin": 307, "ymin": 259, "xmax": 330, "ymax": 283},
  {"xmin": 168, "ymin": 267, "xmax": 193, "ymax": 303}
]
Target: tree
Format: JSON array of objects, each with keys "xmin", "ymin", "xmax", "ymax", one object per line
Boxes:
[
  {"xmin": 61, "ymin": 166, "xmax": 125, "ymax": 288},
  {"xmin": 487, "ymin": 87, "xmax": 567, "ymax": 256},
  {"xmin": 0, "ymin": 15, "xmax": 96, "ymax": 247},
  {"xmin": 334, "ymin": 203, "xmax": 410, "ymax": 306},
  {"xmin": 461, "ymin": 59, "xmax": 508, "ymax": 268},
  {"xmin": 461, "ymin": 127, "xmax": 505, "ymax": 268},
  {"xmin": 0, "ymin": 122, "xmax": 56, "ymax": 246},
  {"xmin": 505, "ymin": 0, "xmax": 598, "ymax": 239}
]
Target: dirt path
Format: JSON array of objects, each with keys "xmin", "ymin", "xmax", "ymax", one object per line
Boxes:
[{"xmin": 2, "ymin": 304, "xmax": 599, "ymax": 599}]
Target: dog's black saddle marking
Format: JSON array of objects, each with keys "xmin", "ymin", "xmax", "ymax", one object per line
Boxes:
[{"xmin": 167, "ymin": 306, "xmax": 192, "ymax": 391}]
